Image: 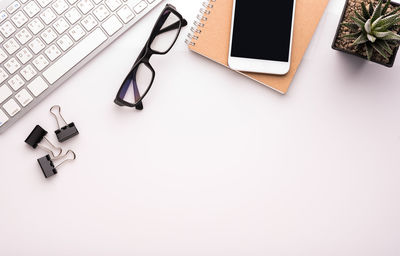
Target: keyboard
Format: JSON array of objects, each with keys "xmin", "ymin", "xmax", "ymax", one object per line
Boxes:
[{"xmin": 0, "ymin": 0, "xmax": 163, "ymax": 133}]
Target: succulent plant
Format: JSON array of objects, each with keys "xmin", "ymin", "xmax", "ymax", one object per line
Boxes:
[{"xmin": 341, "ymin": 0, "xmax": 400, "ymax": 61}]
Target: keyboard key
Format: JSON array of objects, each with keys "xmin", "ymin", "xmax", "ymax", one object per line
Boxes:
[
  {"xmin": 133, "ymin": 0, "xmax": 147, "ymax": 13},
  {"xmin": 43, "ymin": 28, "xmax": 107, "ymax": 84},
  {"xmin": 7, "ymin": 1, "xmax": 21, "ymax": 14},
  {"xmin": 52, "ymin": 0, "xmax": 69, "ymax": 15},
  {"xmin": 40, "ymin": 8, "xmax": 57, "ymax": 25},
  {"xmin": 0, "ymin": 85, "xmax": 12, "ymax": 103},
  {"xmin": 24, "ymin": 1, "xmax": 41, "ymax": 17},
  {"xmin": 28, "ymin": 38, "xmax": 45, "ymax": 54},
  {"xmin": 16, "ymin": 48, "xmax": 33, "ymax": 64},
  {"xmin": 81, "ymin": 14, "xmax": 97, "ymax": 31},
  {"xmin": 27, "ymin": 76, "xmax": 48, "ymax": 96},
  {"xmin": 15, "ymin": 28, "xmax": 33, "ymax": 44},
  {"xmin": 65, "ymin": 7, "xmax": 82, "ymax": 24},
  {"xmin": 28, "ymin": 18, "xmax": 44, "ymax": 34},
  {"xmin": 102, "ymin": 15, "xmax": 122, "ymax": 36},
  {"xmin": 126, "ymin": 0, "xmax": 141, "ymax": 3},
  {"xmin": 53, "ymin": 17, "xmax": 70, "ymax": 34},
  {"xmin": 0, "ymin": 48, "xmax": 8, "ymax": 63},
  {"xmin": 33, "ymin": 55, "xmax": 49, "ymax": 71},
  {"xmin": 69, "ymin": 24, "xmax": 86, "ymax": 41},
  {"xmin": 0, "ymin": 11, "xmax": 8, "ymax": 23},
  {"xmin": 4, "ymin": 38, "xmax": 20, "ymax": 54},
  {"xmin": 11, "ymin": 11, "xmax": 28, "ymax": 28},
  {"xmin": 20, "ymin": 64, "xmax": 37, "ymax": 81},
  {"xmin": 44, "ymin": 44, "xmax": 61, "ymax": 60},
  {"xmin": 0, "ymin": 68, "xmax": 9, "ymax": 83},
  {"xmin": 37, "ymin": 0, "xmax": 53, "ymax": 8},
  {"xmin": 41, "ymin": 27, "xmax": 58, "ymax": 44},
  {"xmin": 105, "ymin": 0, "xmax": 122, "ymax": 11},
  {"xmin": 0, "ymin": 109, "xmax": 9, "ymax": 127},
  {"xmin": 3, "ymin": 99, "xmax": 21, "ymax": 116},
  {"xmin": 57, "ymin": 35, "xmax": 73, "ymax": 51},
  {"xmin": 0, "ymin": 21, "xmax": 16, "ymax": 38},
  {"xmin": 93, "ymin": 5, "xmax": 110, "ymax": 22},
  {"xmin": 8, "ymin": 74, "xmax": 25, "ymax": 91},
  {"xmin": 15, "ymin": 89, "xmax": 33, "ymax": 107},
  {"xmin": 77, "ymin": 0, "xmax": 94, "ymax": 14},
  {"xmin": 4, "ymin": 57, "xmax": 21, "ymax": 74},
  {"xmin": 117, "ymin": 5, "xmax": 135, "ymax": 23}
]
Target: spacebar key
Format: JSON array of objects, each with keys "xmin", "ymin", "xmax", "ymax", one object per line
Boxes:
[{"xmin": 43, "ymin": 28, "xmax": 108, "ymax": 84}]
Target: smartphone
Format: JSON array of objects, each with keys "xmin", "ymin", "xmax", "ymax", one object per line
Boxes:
[{"xmin": 228, "ymin": 0, "xmax": 296, "ymax": 75}]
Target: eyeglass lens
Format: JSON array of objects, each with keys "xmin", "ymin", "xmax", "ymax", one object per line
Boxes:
[
  {"xmin": 150, "ymin": 10, "xmax": 182, "ymax": 53},
  {"xmin": 119, "ymin": 63, "xmax": 154, "ymax": 105}
]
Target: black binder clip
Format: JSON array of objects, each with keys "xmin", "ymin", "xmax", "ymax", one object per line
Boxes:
[
  {"xmin": 50, "ymin": 105, "xmax": 79, "ymax": 142},
  {"xmin": 38, "ymin": 150, "xmax": 76, "ymax": 178},
  {"xmin": 25, "ymin": 125, "xmax": 62, "ymax": 158}
]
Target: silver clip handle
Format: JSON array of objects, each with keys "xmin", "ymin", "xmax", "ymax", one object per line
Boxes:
[
  {"xmin": 50, "ymin": 105, "xmax": 68, "ymax": 129},
  {"xmin": 38, "ymin": 137, "xmax": 62, "ymax": 158},
  {"xmin": 55, "ymin": 150, "xmax": 76, "ymax": 169}
]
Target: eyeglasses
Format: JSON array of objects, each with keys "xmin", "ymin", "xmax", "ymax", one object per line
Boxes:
[{"xmin": 114, "ymin": 4, "xmax": 187, "ymax": 110}]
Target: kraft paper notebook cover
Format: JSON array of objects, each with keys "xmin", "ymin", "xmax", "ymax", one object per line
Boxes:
[{"xmin": 187, "ymin": 0, "xmax": 330, "ymax": 94}]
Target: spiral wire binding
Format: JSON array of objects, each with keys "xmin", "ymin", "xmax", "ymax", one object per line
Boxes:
[{"xmin": 185, "ymin": 0, "xmax": 216, "ymax": 46}]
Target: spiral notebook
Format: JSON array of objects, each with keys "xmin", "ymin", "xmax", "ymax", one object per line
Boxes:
[{"xmin": 186, "ymin": 0, "xmax": 330, "ymax": 94}]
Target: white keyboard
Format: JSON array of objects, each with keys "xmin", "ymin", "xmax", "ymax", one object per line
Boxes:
[{"xmin": 0, "ymin": 0, "xmax": 163, "ymax": 133}]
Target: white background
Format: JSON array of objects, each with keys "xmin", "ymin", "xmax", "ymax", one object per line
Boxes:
[{"xmin": 1, "ymin": 0, "xmax": 400, "ymax": 255}]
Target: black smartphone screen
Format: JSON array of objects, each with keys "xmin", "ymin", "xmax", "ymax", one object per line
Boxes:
[{"xmin": 231, "ymin": 0, "xmax": 295, "ymax": 62}]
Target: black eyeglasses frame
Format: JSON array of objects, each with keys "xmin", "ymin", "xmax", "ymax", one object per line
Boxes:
[{"xmin": 114, "ymin": 4, "xmax": 188, "ymax": 109}]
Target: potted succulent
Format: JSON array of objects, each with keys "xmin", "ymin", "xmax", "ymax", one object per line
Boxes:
[{"xmin": 332, "ymin": 0, "xmax": 400, "ymax": 67}]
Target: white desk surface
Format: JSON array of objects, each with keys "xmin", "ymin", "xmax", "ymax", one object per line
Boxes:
[{"xmin": 1, "ymin": 0, "xmax": 400, "ymax": 255}]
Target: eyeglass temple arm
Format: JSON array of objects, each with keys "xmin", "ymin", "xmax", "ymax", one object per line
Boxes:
[{"xmin": 157, "ymin": 19, "xmax": 188, "ymax": 35}]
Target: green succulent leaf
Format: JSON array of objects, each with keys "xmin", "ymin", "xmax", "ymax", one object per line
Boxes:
[
  {"xmin": 371, "ymin": 0, "xmax": 383, "ymax": 22},
  {"xmin": 384, "ymin": 41, "xmax": 394, "ymax": 54},
  {"xmin": 351, "ymin": 16, "xmax": 367, "ymax": 29},
  {"xmin": 352, "ymin": 33, "xmax": 369, "ymax": 45},
  {"xmin": 365, "ymin": 19, "xmax": 372, "ymax": 33},
  {"xmin": 355, "ymin": 10, "xmax": 367, "ymax": 22},
  {"xmin": 367, "ymin": 33, "xmax": 377, "ymax": 42},
  {"xmin": 381, "ymin": 12, "xmax": 400, "ymax": 24},
  {"xmin": 373, "ymin": 13, "xmax": 400, "ymax": 31},
  {"xmin": 381, "ymin": 31, "xmax": 400, "ymax": 40},
  {"xmin": 392, "ymin": 24, "xmax": 400, "ymax": 30},
  {"xmin": 372, "ymin": 16, "xmax": 383, "ymax": 29},
  {"xmin": 374, "ymin": 31, "xmax": 392, "ymax": 38},
  {"xmin": 341, "ymin": 31, "xmax": 362, "ymax": 39},
  {"xmin": 366, "ymin": 43, "xmax": 374, "ymax": 60},
  {"xmin": 361, "ymin": 2, "xmax": 371, "ymax": 19},
  {"xmin": 383, "ymin": 6, "xmax": 400, "ymax": 17},
  {"xmin": 372, "ymin": 42, "xmax": 390, "ymax": 60},
  {"xmin": 342, "ymin": 22, "xmax": 360, "ymax": 31},
  {"xmin": 382, "ymin": 0, "xmax": 391, "ymax": 15},
  {"xmin": 369, "ymin": 2, "xmax": 374, "ymax": 16},
  {"xmin": 377, "ymin": 39, "xmax": 393, "ymax": 54}
]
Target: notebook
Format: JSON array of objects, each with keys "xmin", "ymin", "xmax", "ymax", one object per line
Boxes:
[{"xmin": 186, "ymin": 0, "xmax": 330, "ymax": 94}]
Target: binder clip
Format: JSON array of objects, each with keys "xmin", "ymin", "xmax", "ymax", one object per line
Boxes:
[
  {"xmin": 50, "ymin": 105, "xmax": 79, "ymax": 142},
  {"xmin": 38, "ymin": 150, "xmax": 76, "ymax": 178},
  {"xmin": 25, "ymin": 125, "xmax": 62, "ymax": 158}
]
